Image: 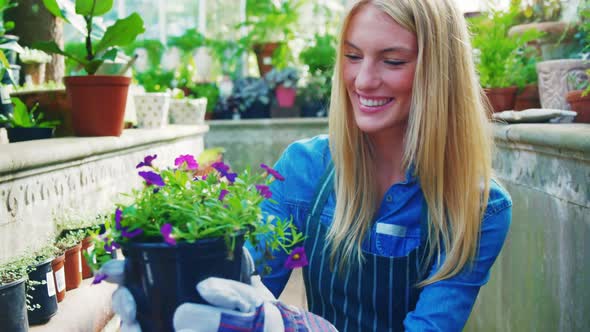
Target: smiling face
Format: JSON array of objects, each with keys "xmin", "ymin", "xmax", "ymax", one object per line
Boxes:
[{"xmin": 342, "ymin": 4, "xmax": 418, "ymax": 136}]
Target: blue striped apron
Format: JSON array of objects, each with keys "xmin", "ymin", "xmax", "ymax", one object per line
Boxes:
[{"xmin": 302, "ymin": 163, "xmax": 432, "ymax": 332}]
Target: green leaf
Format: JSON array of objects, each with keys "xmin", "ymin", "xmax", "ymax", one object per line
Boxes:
[
  {"xmin": 42, "ymin": 0, "xmax": 68, "ymax": 21},
  {"xmin": 75, "ymin": 0, "xmax": 113, "ymax": 16},
  {"xmin": 0, "ymin": 50, "xmax": 10, "ymax": 68},
  {"xmin": 10, "ymin": 97, "xmax": 34, "ymax": 127},
  {"xmin": 94, "ymin": 13, "xmax": 145, "ymax": 55},
  {"xmin": 101, "ymin": 48, "xmax": 118, "ymax": 61}
]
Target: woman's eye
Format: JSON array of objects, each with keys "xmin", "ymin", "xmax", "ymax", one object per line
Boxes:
[
  {"xmin": 344, "ymin": 54, "xmax": 361, "ymax": 61},
  {"xmin": 384, "ymin": 60, "xmax": 407, "ymax": 66}
]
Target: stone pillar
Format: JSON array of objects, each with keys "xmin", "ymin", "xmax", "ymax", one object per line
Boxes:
[{"xmin": 6, "ymin": 0, "xmax": 65, "ymax": 82}]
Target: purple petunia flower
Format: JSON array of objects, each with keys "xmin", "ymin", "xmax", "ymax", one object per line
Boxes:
[
  {"xmin": 136, "ymin": 154, "xmax": 158, "ymax": 169},
  {"xmin": 284, "ymin": 247, "xmax": 308, "ymax": 269},
  {"xmin": 112, "ymin": 241, "xmax": 121, "ymax": 249},
  {"xmin": 225, "ymin": 172, "xmax": 237, "ymax": 183},
  {"xmin": 160, "ymin": 223, "xmax": 176, "ymax": 246},
  {"xmin": 175, "ymin": 154, "xmax": 198, "ymax": 170},
  {"xmin": 211, "ymin": 162, "xmax": 230, "ymax": 173},
  {"xmin": 92, "ymin": 273, "xmax": 108, "ymax": 285},
  {"xmin": 138, "ymin": 171, "xmax": 165, "ymax": 187},
  {"xmin": 103, "ymin": 243, "xmax": 113, "ymax": 253},
  {"xmin": 260, "ymin": 164, "xmax": 285, "ymax": 181},
  {"xmin": 218, "ymin": 189, "xmax": 229, "ymax": 201},
  {"xmin": 255, "ymin": 184, "xmax": 272, "ymax": 199},
  {"xmin": 115, "ymin": 208, "xmax": 123, "ymax": 231},
  {"xmin": 121, "ymin": 228, "xmax": 144, "ymax": 238}
]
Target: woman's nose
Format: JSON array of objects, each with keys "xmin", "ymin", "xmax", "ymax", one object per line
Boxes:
[{"xmin": 355, "ymin": 60, "xmax": 381, "ymax": 91}]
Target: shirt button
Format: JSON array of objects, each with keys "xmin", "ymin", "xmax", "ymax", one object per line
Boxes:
[{"xmin": 386, "ymin": 195, "xmax": 393, "ymax": 202}]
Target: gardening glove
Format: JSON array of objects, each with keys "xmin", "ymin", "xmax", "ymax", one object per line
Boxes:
[{"xmin": 173, "ymin": 276, "xmax": 338, "ymax": 332}]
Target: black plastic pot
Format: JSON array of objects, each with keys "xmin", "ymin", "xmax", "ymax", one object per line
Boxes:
[
  {"xmin": 123, "ymin": 234, "xmax": 245, "ymax": 332},
  {"xmin": 242, "ymin": 100, "xmax": 270, "ymax": 119},
  {"xmin": 27, "ymin": 258, "xmax": 59, "ymax": 325},
  {"xmin": 6, "ymin": 127, "xmax": 54, "ymax": 143},
  {"xmin": 0, "ymin": 278, "xmax": 29, "ymax": 332}
]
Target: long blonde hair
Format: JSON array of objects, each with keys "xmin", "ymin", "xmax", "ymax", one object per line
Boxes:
[{"xmin": 327, "ymin": 0, "xmax": 493, "ymax": 286}]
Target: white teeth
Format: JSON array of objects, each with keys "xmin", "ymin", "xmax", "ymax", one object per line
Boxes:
[{"xmin": 359, "ymin": 97, "xmax": 391, "ymax": 107}]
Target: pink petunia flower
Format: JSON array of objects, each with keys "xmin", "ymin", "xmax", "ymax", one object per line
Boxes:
[
  {"xmin": 174, "ymin": 154, "xmax": 198, "ymax": 170},
  {"xmin": 284, "ymin": 247, "xmax": 308, "ymax": 269}
]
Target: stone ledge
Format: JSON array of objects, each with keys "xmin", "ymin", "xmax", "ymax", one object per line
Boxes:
[
  {"xmin": 30, "ymin": 278, "xmax": 116, "ymax": 332},
  {"xmin": 493, "ymin": 123, "xmax": 590, "ymax": 154},
  {"xmin": 0, "ymin": 125, "xmax": 208, "ymax": 177}
]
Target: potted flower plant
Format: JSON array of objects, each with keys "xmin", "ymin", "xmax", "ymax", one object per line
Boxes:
[
  {"xmin": 232, "ymin": 76, "xmax": 271, "ymax": 119},
  {"xmin": 0, "ymin": 257, "xmax": 29, "ymax": 331},
  {"xmin": 89, "ymin": 152, "xmax": 306, "ymax": 332},
  {"xmin": 55, "ymin": 229, "xmax": 87, "ymax": 291},
  {"xmin": 33, "ymin": 0, "xmax": 145, "ymax": 137},
  {"xmin": 0, "ymin": 97, "xmax": 60, "ymax": 142},
  {"xmin": 168, "ymin": 88, "xmax": 207, "ymax": 125},
  {"xmin": 265, "ymin": 66, "xmax": 299, "ymax": 109},
  {"xmin": 19, "ymin": 47, "xmax": 52, "ymax": 85}
]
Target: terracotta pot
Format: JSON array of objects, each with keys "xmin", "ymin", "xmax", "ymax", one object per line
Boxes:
[
  {"xmin": 566, "ymin": 90, "xmax": 590, "ymax": 123},
  {"xmin": 64, "ymin": 75, "xmax": 131, "ymax": 137},
  {"xmin": 64, "ymin": 243, "xmax": 83, "ymax": 291},
  {"xmin": 204, "ymin": 112, "xmax": 214, "ymax": 120},
  {"xmin": 253, "ymin": 42, "xmax": 281, "ymax": 76},
  {"xmin": 484, "ymin": 87, "xmax": 518, "ymax": 113},
  {"xmin": 10, "ymin": 89, "xmax": 72, "ymax": 137},
  {"xmin": 81, "ymin": 237, "xmax": 94, "ymax": 279},
  {"xmin": 514, "ymin": 84, "xmax": 541, "ymax": 111},
  {"xmin": 51, "ymin": 254, "xmax": 66, "ymax": 303}
]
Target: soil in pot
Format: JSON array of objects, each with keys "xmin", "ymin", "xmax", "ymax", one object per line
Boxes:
[
  {"xmin": 0, "ymin": 278, "xmax": 29, "ymax": 332},
  {"xmin": 514, "ymin": 84, "xmax": 541, "ymax": 111},
  {"xmin": 566, "ymin": 90, "xmax": 590, "ymax": 124},
  {"xmin": 27, "ymin": 258, "xmax": 59, "ymax": 325},
  {"xmin": 64, "ymin": 75, "xmax": 131, "ymax": 137},
  {"xmin": 485, "ymin": 87, "xmax": 518, "ymax": 113},
  {"xmin": 6, "ymin": 127, "xmax": 54, "ymax": 143},
  {"xmin": 123, "ymin": 234, "xmax": 245, "ymax": 332},
  {"xmin": 81, "ymin": 237, "xmax": 94, "ymax": 279},
  {"xmin": 64, "ymin": 243, "xmax": 83, "ymax": 291}
]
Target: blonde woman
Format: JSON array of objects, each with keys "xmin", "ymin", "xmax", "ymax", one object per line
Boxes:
[{"xmin": 104, "ymin": 1, "xmax": 511, "ymax": 331}]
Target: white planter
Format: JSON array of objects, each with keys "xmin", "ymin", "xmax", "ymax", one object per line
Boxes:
[
  {"xmin": 536, "ymin": 59, "xmax": 590, "ymax": 110},
  {"xmin": 134, "ymin": 93, "xmax": 171, "ymax": 128},
  {"xmin": 169, "ymin": 98, "xmax": 207, "ymax": 125}
]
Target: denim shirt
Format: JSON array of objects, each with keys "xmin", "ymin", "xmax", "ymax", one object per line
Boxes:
[{"xmin": 249, "ymin": 135, "xmax": 512, "ymax": 331}]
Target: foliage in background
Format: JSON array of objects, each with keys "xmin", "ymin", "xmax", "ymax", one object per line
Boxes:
[
  {"xmin": 189, "ymin": 82, "xmax": 219, "ymax": 113},
  {"xmin": 0, "ymin": 0, "xmax": 17, "ymax": 36},
  {"xmin": 123, "ymin": 39, "xmax": 165, "ymax": 69},
  {"xmin": 299, "ymin": 33, "xmax": 336, "ymax": 75},
  {"xmin": 469, "ymin": 8, "xmax": 543, "ymax": 88},
  {"xmin": 506, "ymin": 45, "xmax": 541, "ymax": 88},
  {"xmin": 34, "ymin": 0, "xmax": 145, "ymax": 75},
  {"xmin": 0, "ymin": 97, "xmax": 60, "ymax": 128},
  {"xmin": 509, "ymin": 0, "xmax": 562, "ymax": 24},
  {"xmin": 232, "ymin": 76, "xmax": 271, "ymax": 113},
  {"xmin": 134, "ymin": 68, "xmax": 174, "ymax": 93},
  {"xmin": 299, "ymin": 71, "xmax": 332, "ymax": 103},
  {"xmin": 265, "ymin": 67, "xmax": 299, "ymax": 89}
]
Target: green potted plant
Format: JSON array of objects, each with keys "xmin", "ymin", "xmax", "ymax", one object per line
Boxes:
[
  {"xmin": 299, "ymin": 33, "xmax": 337, "ymax": 75},
  {"xmin": 26, "ymin": 244, "xmax": 61, "ymax": 325},
  {"xmin": 55, "ymin": 229, "xmax": 87, "ymax": 291},
  {"xmin": 19, "ymin": 47, "xmax": 52, "ymax": 85},
  {"xmin": 168, "ymin": 88, "xmax": 207, "ymax": 125},
  {"xmin": 265, "ymin": 66, "xmax": 300, "ymax": 109},
  {"xmin": 0, "ymin": 97, "xmax": 60, "ymax": 142},
  {"xmin": 242, "ymin": 0, "xmax": 304, "ymax": 75},
  {"xmin": 232, "ymin": 76, "xmax": 271, "ymax": 118},
  {"xmin": 189, "ymin": 81, "xmax": 219, "ymax": 120},
  {"xmin": 510, "ymin": 45, "xmax": 542, "ymax": 110},
  {"xmin": 469, "ymin": 8, "xmax": 542, "ymax": 112},
  {"xmin": 89, "ymin": 152, "xmax": 306, "ymax": 332},
  {"xmin": 299, "ymin": 71, "xmax": 331, "ymax": 117},
  {"xmin": 0, "ymin": 257, "xmax": 29, "ymax": 331},
  {"xmin": 33, "ymin": 0, "xmax": 145, "ymax": 137}
]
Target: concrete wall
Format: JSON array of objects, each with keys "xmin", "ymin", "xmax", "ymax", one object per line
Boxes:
[
  {"xmin": 0, "ymin": 125, "xmax": 208, "ymax": 264},
  {"xmin": 205, "ymin": 118, "xmax": 329, "ymax": 172},
  {"xmin": 466, "ymin": 124, "xmax": 589, "ymax": 332},
  {"xmin": 207, "ymin": 120, "xmax": 590, "ymax": 331}
]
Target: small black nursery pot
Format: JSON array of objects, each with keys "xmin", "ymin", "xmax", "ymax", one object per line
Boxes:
[
  {"xmin": 6, "ymin": 127, "xmax": 54, "ymax": 143},
  {"xmin": 27, "ymin": 258, "xmax": 59, "ymax": 325},
  {"xmin": 0, "ymin": 278, "xmax": 29, "ymax": 332},
  {"xmin": 123, "ymin": 234, "xmax": 245, "ymax": 332}
]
